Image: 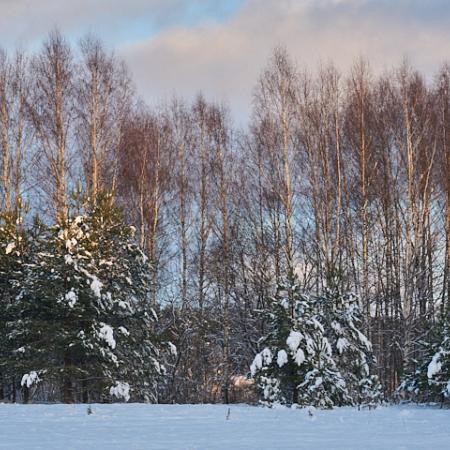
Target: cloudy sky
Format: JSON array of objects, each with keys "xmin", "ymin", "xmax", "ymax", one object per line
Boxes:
[{"xmin": 2, "ymin": 0, "xmax": 450, "ymax": 121}]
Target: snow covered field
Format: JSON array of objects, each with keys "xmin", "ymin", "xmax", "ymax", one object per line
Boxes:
[{"xmin": 0, "ymin": 403, "xmax": 448, "ymax": 449}]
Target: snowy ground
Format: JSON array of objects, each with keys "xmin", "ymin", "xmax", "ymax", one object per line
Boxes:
[{"xmin": 0, "ymin": 403, "xmax": 449, "ymax": 450}]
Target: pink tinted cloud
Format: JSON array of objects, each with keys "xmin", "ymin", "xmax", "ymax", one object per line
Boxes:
[{"xmin": 119, "ymin": 0, "xmax": 450, "ymax": 121}]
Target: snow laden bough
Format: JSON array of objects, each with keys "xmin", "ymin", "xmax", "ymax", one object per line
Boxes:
[
  {"xmin": 19, "ymin": 370, "xmax": 45, "ymax": 403},
  {"xmin": 110, "ymin": 381, "xmax": 131, "ymax": 402}
]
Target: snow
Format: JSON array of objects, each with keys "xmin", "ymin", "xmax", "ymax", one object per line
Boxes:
[
  {"xmin": 73, "ymin": 216, "xmax": 83, "ymax": 226},
  {"xmin": 65, "ymin": 238, "xmax": 77, "ymax": 251},
  {"xmin": 261, "ymin": 347, "xmax": 272, "ymax": 365},
  {"xmin": 306, "ymin": 336, "xmax": 315, "ymax": 354},
  {"xmin": 20, "ymin": 371, "xmax": 40, "ymax": 388},
  {"xmin": 295, "ymin": 348, "xmax": 305, "ymax": 365},
  {"xmin": 77, "ymin": 268, "xmax": 103, "ymax": 299},
  {"xmin": 118, "ymin": 326, "xmax": 129, "ymax": 336},
  {"xmin": 109, "ymin": 381, "xmax": 130, "ymax": 402},
  {"xmin": 0, "ymin": 404, "xmax": 448, "ymax": 450},
  {"xmin": 286, "ymin": 330, "xmax": 302, "ymax": 351},
  {"xmin": 277, "ymin": 349, "xmax": 288, "ymax": 367},
  {"xmin": 356, "ymin": 330, "xmax": 372, "ymax": 351},
  {"xmin": 64, "ymin": 289, "xmax": 77, "ymax": 308},
  {"xmin": 98, "ymin": 324, "xmax": 116, "ymax": 349},
  {"xmin": 337, "ymin": 337, "xmax": 349, "ymax": 354},
  {"xmin": 427, "ymin": 351, "xmax": 442, "ymax": 379},
  {"xmin": 168, "ymin": 342, "xmax": 177, "ymax": 356},
  {"xmin": 90, "ymin": 276, "xmax": 102, "ymax": 298},
  {"xmin": 311, "ymin": 317, "xmax": 324, "ymax": 332},
  {"xmin": 5, "ymin": 242, "xmax": 15, "ymax": 254},
  {"xmin": 323, "ymin": 336, "xmax": 332, "ymax": 355},
  {"xmin": 314, "ymin": 376, "xmax": 323, "ymax": 388},
  {"xmin": 250, "ymin": 353, "xmax": 262, "ymax": 376},
  {"xmin": 331, "ymin": 320, "xmax": 342, "ymax": 333},
  {"xmin": 250, "ymin": 348, "xmax": 273, "ymax": 375},
  {"xmin": 64, "ymin": 254, "xmax": 74, "ymax": 265}
]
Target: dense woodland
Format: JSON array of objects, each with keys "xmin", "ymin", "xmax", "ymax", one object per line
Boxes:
[{"xmin": 0, "ymin": 31, "xmax": 449, "ymax": 406}]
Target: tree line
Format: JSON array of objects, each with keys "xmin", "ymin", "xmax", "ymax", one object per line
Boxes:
[{"xmin": 0, "ymin": 30, "xmax": 449, "ymax": 404}]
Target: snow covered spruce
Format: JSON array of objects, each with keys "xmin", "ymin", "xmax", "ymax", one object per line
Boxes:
[
  {"xmin": 250, "ymin": 273, "xmax": 382, "ymax": 408},
  {"xmin": 0, "ymin": 193, "xmax": 173, "ymax": 403},
  {"xmin": 399, "ymin": 308, "xmax": 450, "ymax": 403}
]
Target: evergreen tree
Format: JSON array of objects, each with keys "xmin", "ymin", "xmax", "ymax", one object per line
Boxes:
[
  {"xmin": 402, "ymin": 311, "xmax": 450, "ymax": 403},
  {"xmin": 320, "ymin": 288, "xmax": 382, "ymax": 406},
  {"xmin": 398, "ymin": 309, "xmax": 450, "ymax": 404},
  {"xmin": 0, "ymin": 204, "xmax": 28, "ymax": 401},
  {"xmin": 426, "ymin": 314, "xmax": 450, "ymax": 402},
  {"xmin": 250, "ymin": 273, "xmax": 299, "ymax": 405},
  {"xmin": 10, "ymin": 192, "xmax": 164, "ymax": 403},
  {"xmin": 250, "ymin": 272, "xmax": 349, "ymax": 408},
  {"xmin": 397, "ymin": 328, "xmax": 436, "ymax": 401}
]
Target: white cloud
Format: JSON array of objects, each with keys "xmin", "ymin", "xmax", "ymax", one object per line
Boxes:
[
  {"xmin": 118, "ymin": 0, "xmax": 450, "ymax": 122},
  {"xmin": 2, "ymin": 0, "xmax": 450, "ymax": 122}
]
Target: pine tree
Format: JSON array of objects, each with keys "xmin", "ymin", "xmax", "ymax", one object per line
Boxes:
[
  {"xmin": 397, "ymin": 325, "xmax": 437, "ymax": 402},
  {"xmin": 250, "ymin": 272, "xmax": 349, "ymax": 408},
  {"xmin": 0, "ymin": 204, "xmax": 28, "ymax": 401},
  {"xmin": 10, "ymin": 192, "xmax": 164, "ymax": 403},
  {"xmin": 250, "ymin": 273, "xmax": 299, "ymax": 405},
  {"xmin": 320, "ymin": 288, "xmax": 382, "ymax": 406},
  {"xmin": 398, "ymin": 310, "xmax": 450, "ymax": 404},
  {"xmin": 423, "ymin": 311, "xmax": 450, "ymax": 403}
]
